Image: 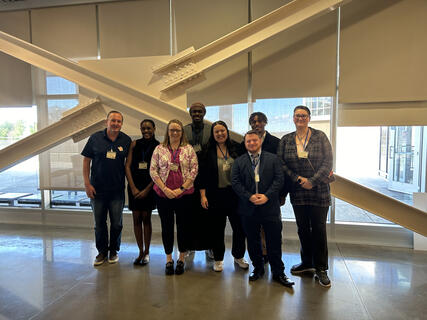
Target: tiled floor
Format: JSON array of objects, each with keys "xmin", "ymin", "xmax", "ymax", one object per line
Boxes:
[{"xmin": 0, "ymin": 224, "xmax": 426, "ymax": 320}]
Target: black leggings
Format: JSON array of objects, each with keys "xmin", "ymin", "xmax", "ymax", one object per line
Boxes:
[
  {"xmin": 156, "ymin": 194, "xmax": 191, "ymax": 254},
  {"xmin": 209, "ymin": 187, "xmax": 246, "ymax": 261}
]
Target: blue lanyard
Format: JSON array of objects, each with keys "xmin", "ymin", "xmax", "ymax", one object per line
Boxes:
[
  {"xmin": 303, "ymin": 131, "xmax": 309, "ymax": 150},
  {"xmin": 218, "ymin": 145, "xmax": 228, "ymax": 161},
  {"xmin": 169, "ymin": 147, "xmax": 179, "ymax": 163},
  {"xmin": 297, "ymin": 129, "xmax": 309, "ymax": 150}
]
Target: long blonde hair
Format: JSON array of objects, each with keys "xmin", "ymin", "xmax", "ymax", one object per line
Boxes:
[{"xmin": 162, "ymin": 119, "xmax": 188, "ymax": 147}]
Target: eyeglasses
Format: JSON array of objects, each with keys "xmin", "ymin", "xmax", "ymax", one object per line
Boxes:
[
  {"xmin": 169, "ymin": 129, "xmax": 182, "ymax": 133},
  {"xmin": 294, "ymin": 114, "xmax": 309, "ymax": 119}
]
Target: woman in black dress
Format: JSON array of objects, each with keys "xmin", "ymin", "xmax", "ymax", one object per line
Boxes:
[{"xmin": 125, "ymin": 119, "xmax": 159, "ymax": 265}]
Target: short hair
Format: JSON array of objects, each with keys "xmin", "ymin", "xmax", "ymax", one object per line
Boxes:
[
  {"xmin": 162, "ymin": 119, "xmax": 188, "ymax": 147},
  {"xmin": 140, "ymin": 119, "xmax": 155, "ymax": 128},
  {"xmin": 244, "ymin": 129, "xmax": 260, "ymax": 141},
  {"xmin": 249, "ymin": 112, "xmax": 268, "ymax": 125},
  {"xmin": 293, "ymin": 105, "xmax": 311, "ymax": 116},
  {"xmin": 107, "ymin": 110, "xmax": 123, "ymax": 121},
  {"xmin": 189, "ymin": 102, "xmax": 206, "ymax": 114}
]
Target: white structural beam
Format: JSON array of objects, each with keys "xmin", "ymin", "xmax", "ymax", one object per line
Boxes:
[
  {"xmin": 1, "ymin": 0, "xmax": 425, "ymax": 237},
  {"xmin": 0, "ymin": 30, "xmax": 189, "ymax": 124},
  {"xmin": 153, "ymin": 0, "xmax": 345, "ymax": 91},
  {"xmin": 331, "ymin": 175, "xmax": 427, "ymax": 236},
  {"xmin": 0, "ymin": 100, "xmax": 106, "ymax": 172}
]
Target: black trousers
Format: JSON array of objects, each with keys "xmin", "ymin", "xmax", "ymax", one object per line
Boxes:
[
  {"xmin": 292, "ymin": 205, "xmax": 329, "ymax": 271},
  {"xmin": 241, "ymin": 213, "xmax": 284, "ymax": 276},
  {"xmin": 209, "ymin": 187, "xmax": 246, "ymax": 261},
  {"xmin": 156, "ymin": 194, "xmax": 191, "ymax": 255}
]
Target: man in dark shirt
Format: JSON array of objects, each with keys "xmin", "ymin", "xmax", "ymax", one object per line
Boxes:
[
  {"xmin": 82, "ymin": 110, "xmax": 131, "ymax": 266},
  {"xmin": 246, "ymin": 112, "xmax": 280, "ymax": 153}
]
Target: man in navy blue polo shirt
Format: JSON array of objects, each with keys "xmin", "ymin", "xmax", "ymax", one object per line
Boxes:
[{"xmin": 82, "ymin": 110, "xmax": 131, "ymax": 266}]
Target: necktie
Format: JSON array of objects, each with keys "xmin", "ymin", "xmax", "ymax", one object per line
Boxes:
[{"xmin": 251, "ymin": 154, "xmax": 259, "ymax": 170}]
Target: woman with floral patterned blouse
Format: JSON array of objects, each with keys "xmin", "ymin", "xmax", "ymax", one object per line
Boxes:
[{"xmin": 150, "ymin": 119, "xmax": 198, "ymax": 276}]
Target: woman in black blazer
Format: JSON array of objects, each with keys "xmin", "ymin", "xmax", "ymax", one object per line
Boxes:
[{"xmin": 198, "ymin": 121, "xmax": 248, "ymax": 272}]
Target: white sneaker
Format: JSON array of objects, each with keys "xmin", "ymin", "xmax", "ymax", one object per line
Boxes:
[
  {"xmin": 143, "ymin": 254, "xmax": 150, "ymax": 264},
  {"xmin": 213, "ymin": 261, "xmax": 224, "ymax": 272},
  {"xmin": 234, "ymin": 257, "xmax": 249, "ymax": 269}
]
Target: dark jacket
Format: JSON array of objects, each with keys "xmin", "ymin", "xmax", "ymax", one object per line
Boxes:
[
  {"xmin": 197, "ymin": 140, "xmax": 243, "ymax": 197},
  {"xmin": 184, "ymin": 122, "xmax": 212, "ymax": 149},
  {"xmin": 262, "ymin": 131, "xmax": 280, "ymax": 154},
  {"xmin": 231, "ymin": 151, "xmax": 284, "ymax": 218}
]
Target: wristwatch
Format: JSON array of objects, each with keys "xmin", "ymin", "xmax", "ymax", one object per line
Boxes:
[{"xmin": 180, "ymin": 186, "xmax": 186, "ymax": 191}]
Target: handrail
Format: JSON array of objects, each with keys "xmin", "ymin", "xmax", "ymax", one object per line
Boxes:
[{"xmin": 331, "ymin": 174, "xmax": 427, "ymax": 236}]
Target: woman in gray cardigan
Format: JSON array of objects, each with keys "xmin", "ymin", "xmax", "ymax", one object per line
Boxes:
[{"xmin": 278, "ymin": 105, "xmax": 333, "ymax": 288}]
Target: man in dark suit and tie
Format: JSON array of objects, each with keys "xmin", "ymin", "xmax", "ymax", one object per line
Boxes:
[{"xmin": 232, "ymin": 130, "xmax": 294, "ymax": 287}]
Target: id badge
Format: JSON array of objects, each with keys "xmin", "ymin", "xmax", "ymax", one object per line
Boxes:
[
  {"xmin": 255, "ymin": 174, "xmax": 260, "ymax": 183},
  {"xmin": 138, "ymin": 162, "xmax": 148, "ymax": 169},
  {"xmin": 193, "ymin": 144, "xmax": 202, "ymax": 153},
  {"xmin": 222, "ymin": 162, "xmax": 231, "ymax": 171},
  {"xmin": 106, "ymin": 151, "xmax": 116, "ymax": 159},
  {"xmin": 170, "ymin": 163, "xmax": 179, "ymax": 171},
  {"xmin": 297, "ymin": 150, "xmax": 308, "ymax": 158}
]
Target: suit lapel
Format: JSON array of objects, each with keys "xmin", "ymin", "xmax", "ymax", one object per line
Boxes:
[
  {"xmin": 263, "ymin": 132, "xmax": 270, "ymax": 150},
  {"xmin": 258, "ymin": 152, "xmax": 265, "ymax": 180}
]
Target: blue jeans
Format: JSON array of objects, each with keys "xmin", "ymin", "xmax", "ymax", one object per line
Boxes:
[{"xmin": 90, "ymin": 191, "xmax": 124, "ymax": 255}]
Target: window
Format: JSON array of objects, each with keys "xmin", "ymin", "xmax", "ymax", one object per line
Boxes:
[
  {"xmin": 335, "ymin": 126, "xmax": 424, "ymax": 224},
  {"xmin": 204, "ymin": 103, "xmax": 249, "ymax": 135},
  {"xmin": 43, "ymin": 75, "xmax": 88, "ymax": 208},
  {"xmin": 0, "ymin": 106, "xmax": 40, "ymax": 207},
  {"xmin": 206, "ymin": 97, "xmax": 333, "ymax": 221}
]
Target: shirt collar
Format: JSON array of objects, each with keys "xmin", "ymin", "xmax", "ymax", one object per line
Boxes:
[
  {"xmin": 261, "ymin": 131, "xmax": 267, "ymax": 144},
  {"xmin": 247, "ymin": 149, "xmax": 262, "ymax": 158}
]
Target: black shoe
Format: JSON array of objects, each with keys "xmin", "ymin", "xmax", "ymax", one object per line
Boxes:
[
  {"xmin": 108, "ymin": 251, "xmax": 119, "ymax": 264},
  {"xmin": 165, "ymin": 260, "xmax": 174, "ymax": 275},
  {"xmin": 290, "ymin": 263, "xmax": 315, "ymax": 275},
  {"xmin": 249, "ymin": 268, "xmax": 265, "ymax": 281},
  {"xmin": 175, "ymin": 260, "xmax": 185, "ymax": 275},
  {"xmin": 315, "ymin": 270, "xmax": 331, "ymax": 288},
  {"xmin": 93, "ymin": 253, "xmax": 107, "ymax": 266},
  {"xmin": 272, "ymin": 274, "xmax": 295, "ymax": 287},
  {"xmin": 133, "ymin": 257, "xmax": 147, "ymax": 266}
]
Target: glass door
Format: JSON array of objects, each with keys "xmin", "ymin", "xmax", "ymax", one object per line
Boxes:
[{"xmin": 388, "ymin": 126, "xmax": 422, "ymax": 194}]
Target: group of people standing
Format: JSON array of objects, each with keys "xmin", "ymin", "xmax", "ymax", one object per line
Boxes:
[{"xmin": 82, "ymin": 102, "xmax": 333, "ymax": 288}]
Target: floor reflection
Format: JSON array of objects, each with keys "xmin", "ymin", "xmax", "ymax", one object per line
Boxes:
[{"xmin": 0, "ymin": 225, "xmax": 426, "ymax": 320}]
